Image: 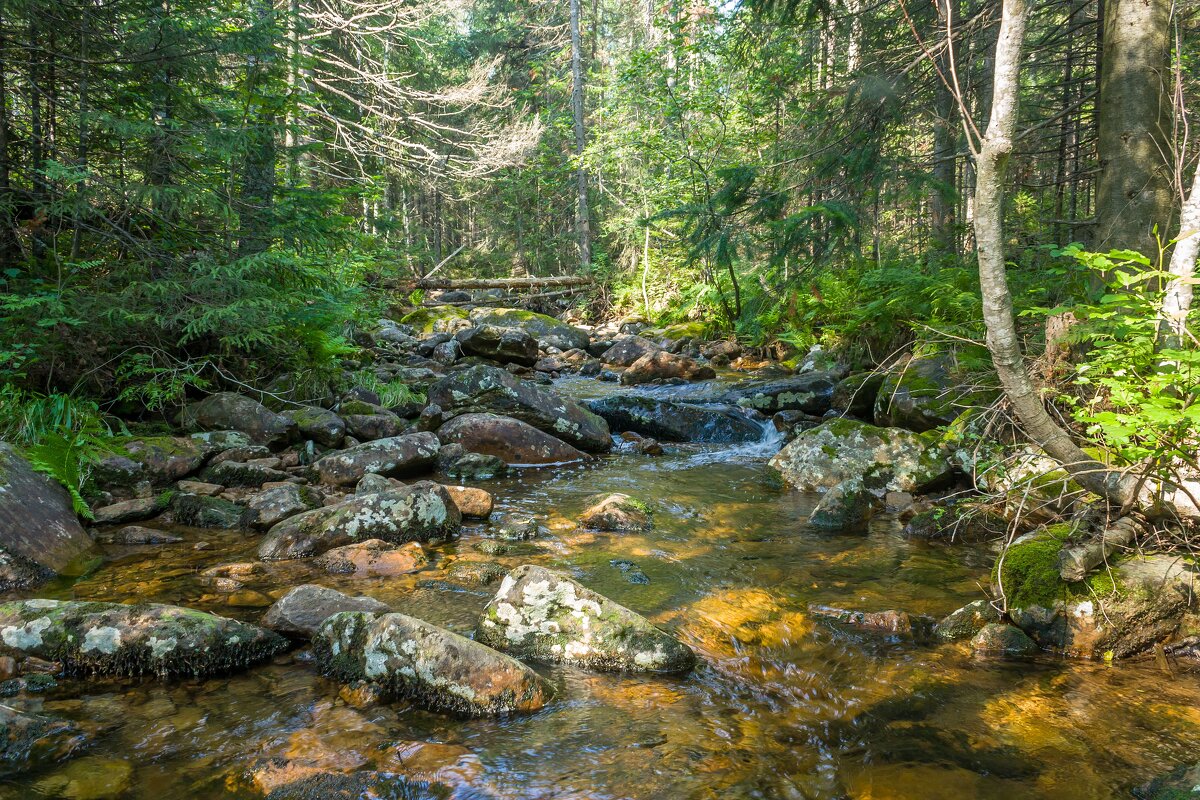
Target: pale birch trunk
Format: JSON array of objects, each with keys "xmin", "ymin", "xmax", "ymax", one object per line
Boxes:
[{"xmin": 1159, "ymin": 165, "xmax": 1200, "ymax": 349}]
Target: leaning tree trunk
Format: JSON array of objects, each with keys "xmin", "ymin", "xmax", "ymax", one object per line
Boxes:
[
  {"xmin": 1093, "ymin": 0, "xmax": 1173, "ymax": 258},
  {"xmin": 1158, "ymin": 164, "xmax": 1200, "ymax": 350},
  {"xmin": 973, "ymin": 0, "xmax": 1138, "ymax": 508}
]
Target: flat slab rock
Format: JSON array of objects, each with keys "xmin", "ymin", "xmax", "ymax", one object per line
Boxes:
[
  {"xmin": 313, "ymin": 611, "xmax": 551, "ymax": 716},
  {"xmin": 477, "ymin": 565, "xmax": 695, "ymax": 673},
  {"xmin": 0, "ymin": 599, "xmax": 287, "ymax": 677},
  {"xmin": 262, "ymin": 585, "xmax": 390, "ymax": 639},
  {"xmin": 312, "ymin": 432, "xmax": 440, "ymax": 487}
]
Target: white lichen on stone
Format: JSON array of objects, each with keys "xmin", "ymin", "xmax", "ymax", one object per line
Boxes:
[
  {"xmin": 1, "ymin": 617, "xmax": 52, "ymax": 649},
  {"xmin": 82, "ymin": 625, "xmax": 123, "ymax": 654}
]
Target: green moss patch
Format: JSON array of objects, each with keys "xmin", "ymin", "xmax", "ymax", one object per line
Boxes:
[{"xmin": 994, "ymin": 523, "xmax": 1122, "ymax": 608}]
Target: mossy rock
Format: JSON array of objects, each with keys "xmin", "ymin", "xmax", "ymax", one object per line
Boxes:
[
  {"xmin": 642, "ymin": 321, "xmax": 709, "ymax": 341},
  {"xmin": 874, "ymin": 356, "xmax": 999, "ymax": 433},
  {"xmin": 399, "ymin": 305, "xmax": 470, "ymax": 334},
  {"xmin": 468, "ymin": 307, "xmax": 590, "ymax": 350}
]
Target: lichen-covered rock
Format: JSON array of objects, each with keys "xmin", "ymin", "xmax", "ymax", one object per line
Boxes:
[
  {"xmin": 578, "ymin": 493, "xmax": 652, "ymax": 532},
  {"xmin": 1007, "ymin": 554, "xmax": 1197, "ymax": 659},
  {"xmin": 435, "ymin": 413, "xmax": 587, "ymax": 465},
  {"xmin": 257, "ymin": 482, "xmax": 461, "ymax": 560},
  {"xmin": 0, "ymin": 443, "xmax": 96, "ymax": 591},
  {"xmin": 262, "ymin": 585, "xmax": 390, "ymax": 638},
  {"xmin": 934, "ymin": 599, "xmax": 1002, "ymax": 642},
  {"xmin": 455, "ymin": 325, "xmax": 539, "ymax": 367},
  {"xmin": 342, "ymin": 411, "xmax": 404, "ymax": 443},
  {"xmin": 442, "ymin": 485, "xmax": 493, "ymax": 519},
  {"xmin": 201, "ymin": 459, "xmax": 290, "ymax": 487},
  {"xmin": 0, "ymin": 599, "xmax": 287, "ymax": 677},
  {"xmin": 971, "ymin": 623, "xmax": 1038, "ymax": 656},
  {"xmin": 477, "ymin": 565, "xmax": 695, "ymax": 673},
  {"xmin": 399, "ymin": 305, "xmax": 471, "ymax": 334},
  {"xmin": 313, "ymin": 539, "xmax": 428, "ymax": 576},
  {"xmin": 180, "ymin": 392, "xmax": 298, "ymax": 448},
  {"xmin": 247, "ymin": 484, "xmax": 322, "ymax": 529},
  {"xmin": 446, "ymin": 560, "xmax": 507, "ymax": 586},
  {"xmin": 586, "ymin": 395, "xmax": 763, "ymax": 444},
  {"xmin": 874, "ymin": 356, "xmax": 999, "ymax": 432},
  {"xmin": 427, "ymin": 365, "xmax": 610, "ymax": 453},
  {"xmin": 312, "ymin": 433, "xmax": 440, "ymax": 487},
  {"xmin": 809, "ymin": 605, "xmax": 929, "ymax": 636},
  {"xmin": 619, "ymin": 350, "xmax": 715, "ymax": 385},
  {"xmin": 468, "ymin": 307, "xmax": 589, "ymax": 351},
  {"xmin": 767, "ymin": 418, "xmax": 953, "ymax": 494},
  {"xmin": 282, "ymin": 406, "xmax": 346, "ymax": 448},
  {"xmin": 93, "ymin": 436, "xmax": 207, "ymax": 489},
  {"xmin": 91, "ymin": 496, "xmax": 163, "ymax": 525},
  {"xmin": 717, "ymin": 372, "xmax": 839, "ymax": 415},
  {"xmin": 599, "ymin": 336, "xmax": 662, "ymax": 367},
  {"xmin": 807, "ymin": 482, "xmax": 877, "ymax": 530},
  {"xmin": 313, "ymin": 611, "xmax": 551, "ymax": 715},
  {"xmin": 0, "ymin": 704, "xmax": 89, "ymax": 776},
  {"xmin": 172, "ymin": 494, "xmax": 250, "ymax": 529},
  {"xmin": 442, "ymin": 451, "xmax": 506, "ymax": 481}
]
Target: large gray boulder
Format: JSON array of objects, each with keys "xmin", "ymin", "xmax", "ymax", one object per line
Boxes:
[
  {"xmin": 313, "ymin": 611, "xmax": 552, "ymax": 716},
  {"xmin": 619, "ymin": 351, "xmax": 715, "ymax": 385},
  {"xmin": 262, "ymin": 585, "xmax": 390, "ymax": 638},
  {"xmin": 455, "ymin": 325, "xmax": 539, "ymax": 366},
  {"xmin": 477, "ymin": 565, "xmax": 695, "ymax": 673},
  {"xmin": 468, "ymin": 307, "xmax": 589, "ymax": 351},
  {"xmin": 257, "ymin": 481, "xmax": 461, "ymax": 560},
  {"xmin": 0, "ymin": 599, "xmax": 286, "ymax": 677},
  {"xmin": 281, "ymin": 406, "xmax": 346, "ymax": 448},
  {"xmin": 311, "ymin": 432, "xmax": 440, "ymax": 487},
  {"xmin": 586, "ymin": 395, "xmax": 763, "ymax": 443},
  {"xmin": 767, "ymin": 418, "xmax": 953, "ymax": 494},
  {"xmin": 427, "ymin": 365, "xmax": 610, "ymax": 453},
  {"xmin": 0, "ymin": 443, "xmax": 95, "ymax": 591},
  {"xmin": 436, "ymin": 413, "xmax": 587, "ymax": 465},
  {"xmin": 180, "ymin": 393, "xmax": 297, "ymax": 448},
  {"xmin": 599, "ymin": 336, "xmax": 662, "ymax": 367},
  {"xmin": 717, "ymin": 372, "xmax": 839, "ymax": 415}
]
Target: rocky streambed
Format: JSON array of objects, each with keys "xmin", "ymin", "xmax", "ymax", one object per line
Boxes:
[{"xmin": 0, "ymin": 306, "xmax": 1198, "ymax": 799}]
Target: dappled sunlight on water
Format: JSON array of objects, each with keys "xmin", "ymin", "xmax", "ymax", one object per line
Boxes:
[{"xmin": 1, "ymin": 383, "xmax": 1199, "ymax": 798}]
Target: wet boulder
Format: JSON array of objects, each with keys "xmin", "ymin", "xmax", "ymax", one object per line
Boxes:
[
  {"xmin": 281, "ymin": 406, "xmax": 346, "ymax": 448},
  {"xmin": 455, "ymin": 325, "xmax": 539, "ymax": 367},
  {"xmin": 442, "ymin": 486, "xmax": 493, "ymax": 519},
  {"xmin": 468, "ymin": 307, "xmax": 589, "ymax": 351},
  {"xmin": 874, "ymin": 356, "xmax": 999, "ymax": 432},
  {"xmin": 172, "ymin": 494, "xmax": 250, "ymax": 529},
  {"xmin": 578, "ymin": 493, "xmax": 652, "ymax": 532},
  {"xmin": 0, "ymin": 599, "xmax": 287, "ymax": 677},
  {"xmin": 717, "ymin": 372, "xmax": 839, "ymax": 415},
  {"xmin": 257, "ymin": 482, "xmax": 461, "ymax": 560},
  {"xmin": 700, "ymin": 340, "xmax": 742, "ymax": 365},
  {"xmin": 586, "ymin": 395, "xmax": 763, "ymax": 444},
  {"xmin": 934, "ymin": 599, "xmax": 1002, "ymax": 642},
  {"xmin": 201, "ymin": 459, "xmax": 290, "ymax": 487},
  {"xmin": 180, "ymin": 392, "xmax": 297, "ymax": 448},
  {"xmin": 262, "ymin": 585, "xmax": 390, "ymax": 638},
  {"xmin": 831, "ymin": 371, "xmax": 886, "ymax": 418},
  {"xmin": 768, "ymin": 418, "xmax": 954, "ymax": 494},
  {"xmin": 0, "ymin": 704, "xmax": 89, "ymax": 776},
  {"xmin": 435, "ymin": 413, "xmax": 587, "ymax": 465},
  {"xmin": 442, "ymin": 451, "xmax": 507, "ymax": 481},
  {"xmin": 599, "ymin": 336, "xmax": 662, "ymax": 367},
  {"xmin": 807, "ymin": 482, "xmax": 877, "ymax": 530},
  {"xmin": 312, "ymin": 432, "xmax": 440, "ymax": 487},
  {"xmin": 93, "ymin": 436, "xmax": 208, "ymax": 489},
  {"xmin": 91, "ymin": 496, "xmax": 164, "ymax": 525},
  {"xmin": 427, "ymin": 365, "xmax": 610, "ymax": 453},
  {"xmin": 314, "ymin": 611, "xmax": 551, "ymax": 716},
  {"xmin": 0, "ymin": 443, "xmax": 96, "ymax": 591},
  {"xmin": 399, "ymin": 305, "xmax": 471, "ymax": 334},
  {"xmin": 247, "ymin": 484, "xmax": 322, "ymax": 529},
  {"xmin": 477, "ymin": 565, "xmax": 695, "ymax": 673},
  {"xmin": 619, "ymin": 351, "xmax": 715, "ymax": 385},
  {"xmin": 93, "ymin": 526, "xmax": 183, "ymax": 545},
  {"xmin": 314, "ymin": 539, "xmax": 428, "ymax": 576},
  {"xmin": 770, "ymin": 410, "xmax": 825, "ymax": 442},
  {"xmin": 971, "ymin": 623, "xmax": 1038, "ymax": 657}
]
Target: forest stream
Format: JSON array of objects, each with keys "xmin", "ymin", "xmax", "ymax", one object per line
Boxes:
[{"xmin": 1, "ymin": 373, "xmax": 1198, "ymax": 800}]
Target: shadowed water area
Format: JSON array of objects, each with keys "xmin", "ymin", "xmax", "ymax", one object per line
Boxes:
[{"xmin": 2, "ymin": 377, "xmax": 1198, "ymax": 799}]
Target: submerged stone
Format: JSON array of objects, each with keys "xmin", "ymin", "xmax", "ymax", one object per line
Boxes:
[
  {"xmin": 934, "ymin": 599, "xmax": 1002, "ymax": 642},
  {"xmin": 971, "ymin": 623, "xmax": 1038, "ymax": 657},
  {"xmin": 313, "ymin": 611, "xmax": 551, "ymax": 716},
  {"xmin": 578, "ymin": 493, "xmax": 652, "ymax": 532},
  {"xmin": 0, "ymin": 704, "xmax": 89, "ymax": 776},
  {"xmin": 0, "ymin": 599, "xmax": 287, "ymax": 677},
  {"xmin": 585, "ymin": 395, "xmax": 763, "ymax": 443},
  {"xmin": 477, "ymin": 565, "xmax": 695, "ymax": 673}
]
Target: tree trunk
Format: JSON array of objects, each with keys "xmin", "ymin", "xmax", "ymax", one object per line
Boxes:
[
  {"xmin": 974, "ymin": 0, "xmax": 1137, "ymax": 508},
  {"xmin": 930, "ymin": 0, "xmax": 957, "ymax": 257},
  {"xmin": 1093, "ymin": 0, "xmax": 1173, "ymax": 258},
  {"xmin": 237, "ymin": 0, "xmax": 278, "ymax": 257},
  {"xmin": 1159, "ymin": 164, "xmax": 1200, "ymax": 349},
  {"xmin": 570, "ymin": 0, "xmax": 592, "ymax": 271}
]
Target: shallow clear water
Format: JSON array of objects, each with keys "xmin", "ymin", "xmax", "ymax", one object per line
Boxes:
[{"xmin": 2, "ymin": 379, "xmax": 1198, "ymax": 799}]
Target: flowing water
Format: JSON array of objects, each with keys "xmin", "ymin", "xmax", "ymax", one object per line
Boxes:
[{"xmin": 3, "ymin": 377, "xmax": 1200, "ymax": 799}]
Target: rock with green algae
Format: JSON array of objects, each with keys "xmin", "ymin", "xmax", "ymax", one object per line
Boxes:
[
  {"xmin": 0, "ymin": 703, "xmax": 89, "ymax": 776},
  {"xmin": 179, "ymin": 392, "xmax": 298, "ymax": 449},
  {"xmin": 399, "ymin": 305, "xmax": 471, "ymax": 334},
  {"xmin": 0, "ymin": 599, "xmax": 287, "ymax": 677},
  {"xmin": 311, "ymin": 432, "xmax": 440, "ymax": 487},
  {"xmin": 257, "ymin": 481, "xmax": 461, "ymax": 560},
  {"xmin": 172, "ymin": 493, "xmax": 250, "ymax": 529},
  {"xmin": 468, "ymin": 307, "xmax": 589, "ymax": 350},
  {"xmin": 970, "ymin": 623, "xmax": 1038, "ymax": 656},
  {"xmin": 34, "ymin": 755, "xmax": 134, "ymax": 800},
  {"xmin": 476, "ymin": 564, "xmax": 695, "ymax": 673},
  {"xmin": 0, "ymin": 442, "xmax": 97, "ymax": 592},
  {"xmin": 313, "ymin": 610, "xmax": 551, "ymax": 716},
  {"xmin": 807, "ymin": 481, "xmax": 878, "ymax": 530},
  {"xmin": 718, "ymin": 372, "xmax": 839, "ymax": 415},
  {"xmin": 427, "ymin": 365, "xmax": 610, "ymax": 453},
  {"xmin": 281, "ymin": 405, "xmax": 345, "ymax": 448},
  {"xmin": 578, "ymin": 493, "xmax": 652, "ymax": 532},
  {"xmin": 934, "ymin": 599, "xmax": 1002, "ymax": 642},
  {"xmin": 585, "ymin": 395, "xmax": 763, "ymax": 444},
  {"xmin": 92, "ymin": 435, "xmax": 209, "ymax": 489},
  {"xmin": 874, "ymin": 355, "xmax": 999, "ymax": 433},
  {"xmin": 767, "ymin": 417, "xmax": 954, "ymax": 494}
]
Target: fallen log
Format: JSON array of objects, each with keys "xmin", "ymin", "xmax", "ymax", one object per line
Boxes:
[
  {"xmin": 1057, "ymin": 515, "xmax": 1144, "ymax": 582},
  {"xmin": 391, "ymin": 275, "xmax": 592, "ymax": 291},
  {"xmin": 429, "ymin": 287, "xmax": 590, "ymax": 307}
]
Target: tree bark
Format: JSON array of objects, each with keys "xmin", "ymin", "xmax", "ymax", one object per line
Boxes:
[
  {"xmin": 237, "ymin": 0, "xmax": 278, "ymax": 257},
  {"xmin": 974, "ymin": 0, "xmax": 1137, "ymax": 508},
  {"xmin": 930, "ymin": 0, "xmax": 958, "ymax": 256},
  {"xmin": 1093, "ymin": 0, "xmax": 1173, "ymax": 258},
  {"xmin": 1159, "ymin": 163, "xmax": 1200, "ymax": 349},
  {"xmin": 570, "ymin": 0, "xmax": 592, "ymax": 271}
]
